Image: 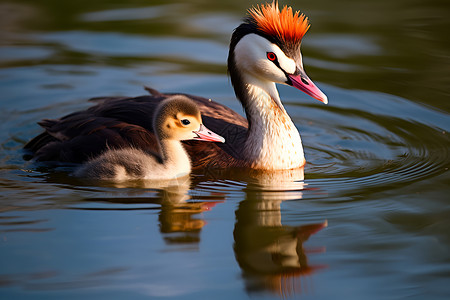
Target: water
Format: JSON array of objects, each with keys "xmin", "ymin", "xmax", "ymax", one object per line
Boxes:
[{"xmin": 1, "ymin": 0, "xmax": 449, "ymax": 299}]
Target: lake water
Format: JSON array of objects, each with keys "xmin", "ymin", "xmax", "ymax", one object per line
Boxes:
[{"xmin": 1, "ymin": 0, "xmax": 449, "ymax": 299}]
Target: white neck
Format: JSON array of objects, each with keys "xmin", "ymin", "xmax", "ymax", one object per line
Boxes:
[
  {"xmin": 158, "ymin": 139, "xmax": 191, "ymax": 178},
  {"xmin": 242, "ymin": 76, "xmax": 305, "ymax": 170}
]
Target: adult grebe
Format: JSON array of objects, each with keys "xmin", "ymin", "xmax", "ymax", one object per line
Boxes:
[
  {"xmin": 24, "ymin": 2, "xmax": 327, "ymax": 171},
  {"xmin": 74, "ymin": 96, "xmax": 224, "ymax": 180}
]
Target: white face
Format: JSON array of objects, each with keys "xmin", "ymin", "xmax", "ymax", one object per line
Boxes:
[{"xmin": 233, "ymin": 33, "xmax": 300, "ymax": 84}]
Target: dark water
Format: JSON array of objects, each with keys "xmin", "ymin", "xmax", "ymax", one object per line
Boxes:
[{"xmin": 1, "ymin": 0, "xmax": 449, "ymax": 299}]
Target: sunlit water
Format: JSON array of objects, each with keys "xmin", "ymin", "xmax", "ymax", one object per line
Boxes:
[{"xmin": 1, "ymin": 1, "xmax": 449, "ymax": 299}]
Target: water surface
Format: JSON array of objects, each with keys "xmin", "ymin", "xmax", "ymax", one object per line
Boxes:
[{"xmin": 1, "ymin": 0, "xmax": 449, "ymax": 299}]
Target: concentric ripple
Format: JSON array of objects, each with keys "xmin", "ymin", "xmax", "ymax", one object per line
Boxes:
[{"xmin": 299, "ymin": 99, "xmax": 449, "ymax": 197}]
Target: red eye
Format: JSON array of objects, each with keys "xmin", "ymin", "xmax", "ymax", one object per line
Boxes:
[{"xmin": 267, "ymin": 52, "xmax": 277, "ymax": 61}]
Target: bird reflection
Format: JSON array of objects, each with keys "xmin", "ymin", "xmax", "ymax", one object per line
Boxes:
[
  {"xmin": 36, "ymin": 165, "xmax": 326, "ymax": 297},
  {"xmin": 73, "ymin": 175, "xmax": 223, "ymax": 249},
  {"xmin": 157, "ymin": 178, "xmax": 222, "ymax": 247},
  {"xmin": 113, "ymin": 177, "xmax": 224, "ymax": 249},
  {"xmin": 232, "ymin": 167, "xmax": 327, "ymax": 298}
]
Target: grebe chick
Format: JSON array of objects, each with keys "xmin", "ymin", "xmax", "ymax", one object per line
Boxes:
[{"xmin": 74, "ymin": 96, "xmax": 225, "ymax": 181}]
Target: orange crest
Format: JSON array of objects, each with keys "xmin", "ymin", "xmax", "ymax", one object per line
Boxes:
[{"xmin": 249, "ymin": 1, "xmax": 310, "ymax": 44}]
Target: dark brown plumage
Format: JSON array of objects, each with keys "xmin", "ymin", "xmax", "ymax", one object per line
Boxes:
[{"xmin": 24, "ymin": 88, "xmax": 249, "ymax": 169}]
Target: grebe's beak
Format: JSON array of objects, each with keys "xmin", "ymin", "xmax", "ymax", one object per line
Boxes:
[
  {"xmin": 288, "ymin": 71, "xmax": 328, "ymax": 104},
  {"xmin": 193, "ymin": 124, "xmax": 225, "ymax": 143}
]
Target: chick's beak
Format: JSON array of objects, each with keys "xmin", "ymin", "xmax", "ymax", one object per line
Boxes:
[
  {"xmin": 193, "ymin": 124, "xmax": 225, "ymax": 143},
  {"xmin": 288, "ymin": 71, "xmax": 328, "ymax": 104}
]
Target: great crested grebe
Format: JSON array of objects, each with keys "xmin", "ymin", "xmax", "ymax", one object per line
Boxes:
[
  {"xmin": 74, "ymin": 96, "xmax": 224, "ymax": 180},
  {"xmin": 24, "ymin": 2, "xmax": 327, "ymax": 171}
]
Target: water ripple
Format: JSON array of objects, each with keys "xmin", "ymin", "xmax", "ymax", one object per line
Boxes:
[{"xmin": 303, "ymin": 108, "xmax": 449, "ymax": 197}]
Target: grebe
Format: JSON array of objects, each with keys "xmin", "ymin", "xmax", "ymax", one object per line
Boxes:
[
  {"xmin": 24, "ymin": 2, "xmax": 327, "ymax": 171},
  {"xmin": 74, "ymin": 96, "xmax": 224, "ymax": 180}
]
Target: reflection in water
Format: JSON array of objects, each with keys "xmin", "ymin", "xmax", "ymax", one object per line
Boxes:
[
  {"xmin": 79, "ymin": 176, "xmax": 223, "ymax": 249},
  {"xmin": 232, "ymin": 168, "xmax": 327, "ymax": 298},
  {"xmin": 0, "ymin": 0, "xmax": 448, "ymax": 298},
  {"xmin": 77, "ymin": 167, "xmax": 327, "ymax": 298},
  {"xmin": 157, "ymin": 180, "xmax": 222, "ymax": 246}
]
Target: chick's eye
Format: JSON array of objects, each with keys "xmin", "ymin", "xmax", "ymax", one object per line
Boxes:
[
  {"xmin": 181, "ymin": 119, "xmax": 190, "ymax": 126},
  {"xmin": 267, "ymin": 52, "xmax": 277, "ymax": 61}
]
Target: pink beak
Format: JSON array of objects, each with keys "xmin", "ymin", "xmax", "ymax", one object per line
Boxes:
[
  {"xmin": 193, "ymin": 124, "xmax": 225, "ymax": 143},
  {"xmin": 288, "ymin": 72, "xmax": 328, "ymax": 104}
]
